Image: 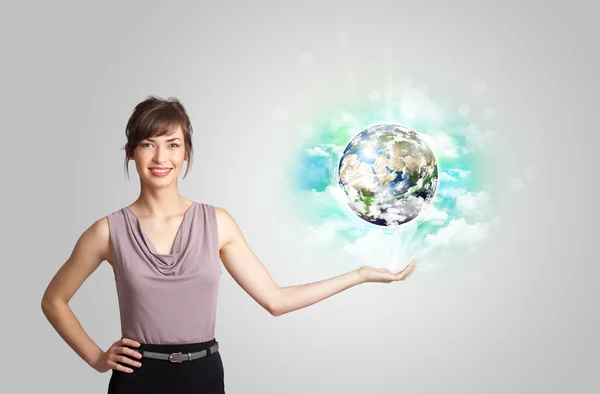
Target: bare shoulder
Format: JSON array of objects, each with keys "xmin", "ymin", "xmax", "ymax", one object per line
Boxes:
[
  {"xmin": 214, "ymin": 206, "xmax": 243, "ymax": 251},
  {"xmin": 71, "ymin": 215, "xmax": 113, "ymax": 267},
  {"xmin": 41, "ymin": 215, "xmax": 113, "ymax": 304},
  {"xmin": 90, "ymin": 216, "xmax": 112, "ymax": 264}
]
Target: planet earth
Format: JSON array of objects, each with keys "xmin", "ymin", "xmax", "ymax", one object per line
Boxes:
[{"xmin": 337, "ymin": 123, "xmax": 439, "ymax": 226}]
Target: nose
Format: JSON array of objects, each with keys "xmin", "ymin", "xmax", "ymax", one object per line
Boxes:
[{"xmin": 153, "ymin": 146, "xmax": 168, "ymax": 163}]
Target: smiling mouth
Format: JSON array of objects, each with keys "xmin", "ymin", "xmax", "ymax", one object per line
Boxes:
[{"xmin": 149, "ymin": 168, "xmax": 173, "ymax": 175}]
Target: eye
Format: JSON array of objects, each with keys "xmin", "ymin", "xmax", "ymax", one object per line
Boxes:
[{"xmin": 140, "ymin": 142, "xmax": 179, "ymax": 148}]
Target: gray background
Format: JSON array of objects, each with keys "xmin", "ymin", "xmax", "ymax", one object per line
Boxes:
[{"xmin": 1, "ymin": 0, "xmax": 597, "ymax": 392}]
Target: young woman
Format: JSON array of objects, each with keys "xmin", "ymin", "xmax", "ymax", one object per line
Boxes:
[{"xmin": 40, "ymin": 96, "xmax": 417, "ymax": 393}]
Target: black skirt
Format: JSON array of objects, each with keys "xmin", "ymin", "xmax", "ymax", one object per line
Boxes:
[{"xmin": 107, "ymin": 338, "xmax": 225, "ymax": 394}]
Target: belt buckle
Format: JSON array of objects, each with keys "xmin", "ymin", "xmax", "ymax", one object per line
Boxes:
[{"xmin": 169, "ymin": 352, "xmax": 183, "ymax": 363}]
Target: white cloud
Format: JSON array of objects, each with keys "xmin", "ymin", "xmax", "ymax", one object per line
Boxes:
[
  {"xmin": 340, "ymin": 229, "xmax": 415, "ymax": 269},
  {"xmin": 417, "ymin": 204, "xmax": 449, "ymax": 226},
  {"xmin": 424, "ymin": 218, "xmax": 490, "ymax": 247},
  {"xmin": 306, "ymin": 146, "xmax": 330, "ymax": 157},
  {"xmin": 422, "ymin": 132, "xmax": 459, "ymax": 159},
  {"xmin": 437, "ymin": 186, "xmax": 467, "ymax": 198},
  {"xmin": 440, "ymin": 171, "xmax": 456, "ymax": 182},
  {"xmin": 440, "ymin": 169, "xmax": 470, "ymax": 183},
  {"xmin": 452, "ymin": 169, "xmax": 471, "ymax": 179},
  {"xmin": 456, "ymin": 191, "xmax": 491, "ymax": 219},
  {"xmin": 301, "ymin": 217, "xmax": 347, "ymax": 246},
  {"xmin": 301, "ymin": 185, "xmax": 344, "ymax": 212}
]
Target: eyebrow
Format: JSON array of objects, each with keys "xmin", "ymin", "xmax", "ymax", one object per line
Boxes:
[{"xmin": 145, "ymin": 137, "xmax": 181, "ymax": 142}]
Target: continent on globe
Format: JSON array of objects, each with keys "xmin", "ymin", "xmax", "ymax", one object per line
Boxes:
[{"xmin": 337, "ymin": 123, "xmax": 439, "ymax": 226}]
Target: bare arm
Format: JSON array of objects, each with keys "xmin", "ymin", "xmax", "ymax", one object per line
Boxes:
[
  {"xmin": 217, "ymin": 208, "xmax": 417, "ymax": 317},
  {"xmin": 41, "ymin": 216, "xmax": 110, "ymax": 369},
  {"xmin": 216, "ymin": 208, "xmax": 280, "ymax": 315},
  {"xmin": 274, "ymin": 270, "xmax": 364, "ymax": 316}
]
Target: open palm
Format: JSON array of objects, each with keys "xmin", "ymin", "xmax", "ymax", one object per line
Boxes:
[{"xmin": 358, "ymin": 258, "xmax": 417, "ymax": 283}]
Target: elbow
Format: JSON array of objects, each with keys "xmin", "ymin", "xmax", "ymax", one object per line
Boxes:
[
  {"xmin": 41, "ymin": 288, "xmax": 57, "ymax": 312},
  {"xmin": 268, "ymin": 286, "xmax": 283, "ymax": 317},
  {"xmin": 41, "ymin": 298, "xmax": 53, "ymax": 316},
  {"xmin": 268, "ymin": 294, "xmax": 284, "ymax": 317},
  {"xmin": 271, "ymin": 308, "xmax": 283, "ymax": 317},
  {"xmin": 41, "ymin": 296, "xmax": 64, "ymax": 314},
  {"xmin": 269, "ymin": 302, "xmax": 281, "ymax": 317}
]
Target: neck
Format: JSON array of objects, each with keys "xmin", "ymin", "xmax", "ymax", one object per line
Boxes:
[{"xmin": 133, "ymin": 185, "xmax": 190, "ymax": 217}]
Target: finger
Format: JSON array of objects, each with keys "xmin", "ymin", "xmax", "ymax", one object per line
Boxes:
[
  {"xmin": 121, "ymin": 338, "xmax": 141, "ymax": 348},
  {"xmin": 119, "ymin": 339, "xmax": 143, "ymax": 359},
  {"xmin": 392, "ymin": 268, "xmax": 407, "ymax": 277},
  {"xmin": 117, "ymin": 345, "xmax": 143, "ymax": 360},
  {"xmin": 109, "ymin": 360, "xmax": 134, "ymax": 374},
  {"xmin": 117, "ymin": 354, "xmax": 142, "ymax": 368},
  {"xmin": 119, "ymin": 344, "xmax": 142, "ymax": 359},
  {"xmin": 397, "ymin": 260, "xmax": 415, "ymax": 274},
  {"xmin": 404, "ymin": 264, "xmax": 417, "ymax": 278},
  {"xmin": 396, "ymin": 264, "xmax": 416, "ymax": 280},
  {"xmin": 122, "ymin": 346, "xmax": 143, "ymax": 359},
  {"xmin": 404, "ymin": 259, "xmax": 417, "ymax": 273},
  {"xmin": 393, "ymin": 263, "xmax": 412, "ymax": 276}
]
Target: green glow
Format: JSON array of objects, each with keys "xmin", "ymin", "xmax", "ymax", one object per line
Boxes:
[{"xmin": 282, "ymin": 83, "xmax": 496, "ymax": 262}]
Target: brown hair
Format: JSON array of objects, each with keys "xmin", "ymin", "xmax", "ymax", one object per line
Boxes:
[{"xmin": 123, "ymin": 96, "xmax": 194, "ymax": 181}]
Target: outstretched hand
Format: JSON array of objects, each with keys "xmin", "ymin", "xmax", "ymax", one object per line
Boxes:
[{"xmin": 357, "ymin": 258, "xmax": 417, "ymax": 283}]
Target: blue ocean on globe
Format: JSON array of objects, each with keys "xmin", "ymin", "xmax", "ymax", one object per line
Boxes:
[{"xmin": 337, "ymin": 124, "xmax": 439, "ymax": 226}]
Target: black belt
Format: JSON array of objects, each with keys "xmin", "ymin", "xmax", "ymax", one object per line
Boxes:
[{"xmin": 142, "ymin": 341, "xmax": 219, "ymax": 363}]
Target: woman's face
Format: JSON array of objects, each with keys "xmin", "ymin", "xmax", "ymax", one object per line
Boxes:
[{"xmin": 132, "ymin": 126, "xmax": 187, "ymax": 185}]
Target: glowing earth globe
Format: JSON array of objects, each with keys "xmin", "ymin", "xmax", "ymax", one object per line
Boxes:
[{"xmin": 337, "ymin": 123, "xmax": 439, "ymax": 226}]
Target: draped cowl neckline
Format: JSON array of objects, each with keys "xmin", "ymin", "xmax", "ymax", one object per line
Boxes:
[{"xmin": 122, "ymin": 202, "xmax": 197, "ymax": 275}]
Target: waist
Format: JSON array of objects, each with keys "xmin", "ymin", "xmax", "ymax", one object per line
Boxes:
[{"xmin": 138, "ymin": 337, "xmax": 218, "ymax": 354}]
